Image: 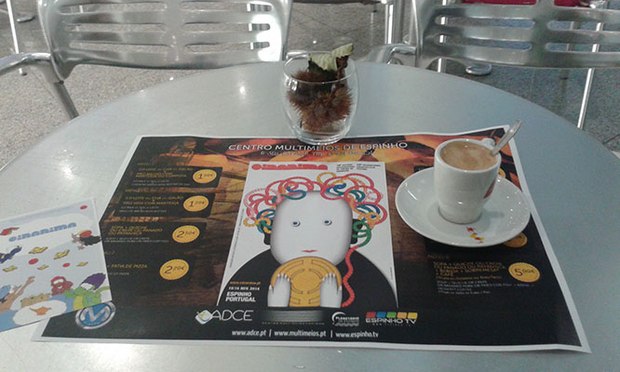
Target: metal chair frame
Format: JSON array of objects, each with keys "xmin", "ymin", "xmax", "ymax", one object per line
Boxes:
[
  {"xmin": 0, "ymin": 0, "xmax": 292, "ymax": 119},
  {"xmin": 365, "ymin": 0, "xmax": 620, "ymax": 129},
  {"xmin": 293, "ymin": 0, "xmax": 406, "ymax": 44},
  {"xmin": 1, "ymin": 0, "xmax": 35, "ymax": 76}
]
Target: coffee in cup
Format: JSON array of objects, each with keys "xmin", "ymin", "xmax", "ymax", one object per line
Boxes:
[
  {"xmin": 440, "ymin": 141, "xmax": 498, "ymax": 171},
  {"xmin": 433, "ymin": 138, "xmax": 501, "ymax": 224}
]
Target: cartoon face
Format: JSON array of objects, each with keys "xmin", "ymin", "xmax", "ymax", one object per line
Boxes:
[{"xmin": 270, "ymin": 192, "xmax": 352, "ymax": 264}]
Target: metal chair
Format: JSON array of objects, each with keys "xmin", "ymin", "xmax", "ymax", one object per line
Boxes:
[
  {"xmin": 0, "ymin": 0, "xmax": 35, "ymax": 23},
  {"xmin": 293, "ymin": 0, "xmax": 406, "ymax": 44},
  {"xmin": 0, "ymin": 0, "xmax": 292, "ymax": 119},
  {"xmin": 365, "ymin": 0, "xmax": 620, "ymax": 129},
  {"xmin": 1, "ymin": 0, "xmax": 35, "ymax": 76}
]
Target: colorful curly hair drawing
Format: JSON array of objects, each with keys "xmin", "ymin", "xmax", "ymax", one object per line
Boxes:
[{"xmin": 242, "ymin": 172, "xmax": 388, "ymax": 308}]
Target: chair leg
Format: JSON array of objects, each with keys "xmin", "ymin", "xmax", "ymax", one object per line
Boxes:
[
  {"xmin": 50, "ymin": 81, "xmax": 79, "ymax": 119},
  {"xmin": 4, "ymin": 0, "xmax": 32, "ymax": 76},
  {"xmin": 384, "ymin": 0, "xmax": 405, "ymax": 44},
  {"xmin": 576, "ymin": 0, "xmax": 607, "ymax": 130},
  {"xmin": 577, "ymin": 68, "xmax": 595, "ymax": 130}
]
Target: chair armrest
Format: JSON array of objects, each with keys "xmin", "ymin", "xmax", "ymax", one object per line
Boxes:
[{"xmin": 0, "ymin": 52, "xmax": 60, "ymax": 83}]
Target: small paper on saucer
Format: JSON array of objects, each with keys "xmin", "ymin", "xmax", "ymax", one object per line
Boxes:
[{"xmin": 0, "ymin": 199, "xmax": 111, "ymax": 332}]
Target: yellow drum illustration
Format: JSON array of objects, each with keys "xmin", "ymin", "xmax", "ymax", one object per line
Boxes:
[{"xmin": 270, "ymin": 256, "xmax": 341, "ymax": 307}]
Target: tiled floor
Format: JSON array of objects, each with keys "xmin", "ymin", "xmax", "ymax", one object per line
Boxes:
[{"xmin": 1, "ymin": 1, "xmax": 619, "ymax": 168}]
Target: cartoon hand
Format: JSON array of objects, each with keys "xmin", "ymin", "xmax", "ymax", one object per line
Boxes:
[
  {"xmin": 320, "ymin": 273, "xmax": 342, "ymax": 308},
  {"xmin": 268, "ymin": 274, "xmax": 291, "ymax": 307}
]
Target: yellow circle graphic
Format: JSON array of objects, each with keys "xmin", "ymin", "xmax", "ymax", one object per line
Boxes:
[
  {"xmin": 183, "ymin": 195, "xmax": 210, "ymax": 212},
  {"xmin": 193, "ymin": 169, "xmax": 217, "ymax": 184},
  {"xmin": 160, "ymin": 259, "xmax": 189, "ymax": 280},
  {"xmin": 508, "ymin": 262, "xmax": 540, "ymax": 283},
  {"xmin": 504, "ymin": 232, "xmax": 528, "ymax": 248},
  {"xmin": 172, "ymin": 225, "xmax": 200, "ymax": 243},
  {"xmin": 498, "ymin": 168, "xmax": 506, "ymax": 178},
  {"xmin": 271, "ymin": 257, "xmax": 341, "ymax": 307}
]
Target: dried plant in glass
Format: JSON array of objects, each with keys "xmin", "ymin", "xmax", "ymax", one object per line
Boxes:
[{"xmin": 286, "ymin": 44, "xmax": 354, "ymax": 135}]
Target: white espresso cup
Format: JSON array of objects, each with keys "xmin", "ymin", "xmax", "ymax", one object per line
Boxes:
[{"xmin": 433, "ymin": 138, "xmax": 501, "ymax": 224}]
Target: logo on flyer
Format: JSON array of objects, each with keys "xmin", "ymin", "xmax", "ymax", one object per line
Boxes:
[
  {"xmin": 332, "ymin": 311, "xmax": 360, "ymax": 327},
  {"xmin": 365, "ymin": 311, "xmax": 418, "ymax": 326},
  {"xmin": 195, "ymin": 309, "xmax": 254, "ymax": 325},
  {"xmin": 75, "ymin": 302, "xmax": 116, "ymax": 330}
]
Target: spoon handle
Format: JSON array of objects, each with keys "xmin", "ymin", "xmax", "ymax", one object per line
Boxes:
[{"xmin": 491, "ymin": 120, "xmax": 522, "ymax": 156}]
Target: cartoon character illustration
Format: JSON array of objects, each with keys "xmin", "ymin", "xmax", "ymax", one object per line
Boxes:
[
  {"xmin": 28, "ymin": 246, "xmax": 48, "ymax": 254},
  {"xmin": 30, "ymin": 306, "xmax": 52, "ymax": 316},
  {"xmin": 223, "ymin": 173, "xmax": 396, "ymax": 311},
  {"xmin": 71, "ymin": 230, "xmax": 102, "ymax": 249},
  {"xmin": 53, "ymin": 249, "xmax": 70, "ymax": 260},
  {"xmin": 0, "ymin": 286, "xmax": 11, "ymax": 302},
  {"xmin": 2, "ymin": 265, "xmax": 17, "ymax": 273},
  {"xmin": 64, "ymin": 273, "xmax": 110, "ymax": 310},
  {"xmin": 0, "ymin": 276, "xmax": 35, "ymax": 313},
  {"xmin": 50, "ymin": 276, "xmax": 73, "ymax": 296},
  {"xmin": 0, "ymin": 246, "xmax": 22, "ymax": 263}
]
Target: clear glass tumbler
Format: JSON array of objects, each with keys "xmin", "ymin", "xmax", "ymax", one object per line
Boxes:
[{"xmin": 281, "ymin": 53, "xmax": 358, "ymax": 145}]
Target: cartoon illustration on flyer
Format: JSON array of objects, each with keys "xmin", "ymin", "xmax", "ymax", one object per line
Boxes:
[
  {"xmin": 0, "ymin": 200, "xmax": 111, "ymax": 332},
  {"xmin": 218, "ymin": 162, "xmax": 397, "ymax": 313}
]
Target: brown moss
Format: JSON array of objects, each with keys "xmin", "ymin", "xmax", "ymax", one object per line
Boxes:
[{"xmin": 287, "ymin": 58, "xmax": 352, "ymax": 133}]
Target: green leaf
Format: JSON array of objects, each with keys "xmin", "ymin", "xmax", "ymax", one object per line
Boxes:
[
  {"xmin": 310, "ymin": 53, "xmax": 337, "ymax": 72},
  {"xmin": 331, "ymin": 43, "xmax": 354, "ymax": 58},
  {"xmin": 309, "ymin": 43, "xmax": 354, "ymax": 72}
]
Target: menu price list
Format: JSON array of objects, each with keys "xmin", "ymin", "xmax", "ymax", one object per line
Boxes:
[{"xmin": 38, "ymin": 133, "xmax": 586, "ymax": 352}]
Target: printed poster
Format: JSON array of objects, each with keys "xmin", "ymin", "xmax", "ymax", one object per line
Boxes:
[
  {"xmin": 37, "ymin": 129, "xmax": 588, "ymax": 352},
  {"xmin": 218, "ymin": 162, "xmax": 396, "ymax": 315},
  {"xmin": 0, "ymin": 200, "xmax": 111, "ymax": 332}
]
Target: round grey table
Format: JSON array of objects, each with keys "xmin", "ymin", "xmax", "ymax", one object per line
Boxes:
[{"xmin": 0, "ymin": 62, "xmax": 618, "ymax": 371}]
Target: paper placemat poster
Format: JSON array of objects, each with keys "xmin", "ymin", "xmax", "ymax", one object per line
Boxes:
[
  {"xmin": 0, "ymin": 200, "xmax": 111, "ymax": 332},
  {"xmin": 217, "ymin": 162, "xmax": 397, "ymax": 314}
]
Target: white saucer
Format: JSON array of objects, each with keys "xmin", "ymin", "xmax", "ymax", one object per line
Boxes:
[{"xmin": 395, "ymin": 167, "xmax": 531, "ymax": 247}]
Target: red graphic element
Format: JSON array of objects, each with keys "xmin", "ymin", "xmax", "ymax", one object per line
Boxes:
[
  {"xmin": 341, "ymin": 245, "xmax": 360, "ymax": 307},
  {"xmin": 28, "ymin": 258, "xmax": 38, "ymax": 265},
  {"xmin": 79, "ymin": 230, "xmax": 93, "ymax": 238},
  {"xmin": 0, "ymin": 227, "xmax": 18, "ymax": 236},
  {"xmin": 80, "ymin": 204, "xmax": 88, "ymax": 210},
  {"xmin": 366, "ymin": 311, "xmax": 376, "ymax": 318},
  {"xmin": 467, "ymin": 227, "xmax": 485, "ymax": 243},
  {"xmin": 252, "ymin": 163, "xmax": 329, "ymax": 171},
  {"xmin": 50, "ymin": 276, "xmax": 73, "ymax": 295},
  {"xmin": 63, "ymin": 263, "xmax": 71, "ymax": 268}
]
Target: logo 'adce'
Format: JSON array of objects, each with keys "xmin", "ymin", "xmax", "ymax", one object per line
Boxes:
[{"xmin": 195, "ymin": 309, "xmax": 254, "ymax": 325}]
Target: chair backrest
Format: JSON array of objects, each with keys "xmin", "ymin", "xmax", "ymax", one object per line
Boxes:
[
  {"xmin": 409, "ymin": 0, "xmax": 620, "ymax": 69},
  {"xmin": 38, "ymin": 0, "xmax": 292, "ymax": 79}
]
